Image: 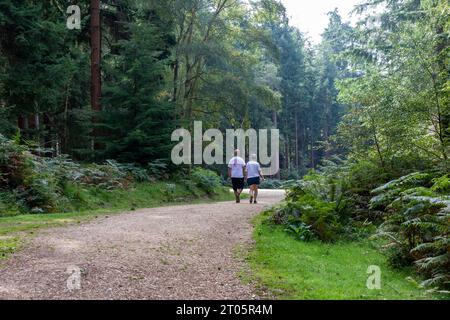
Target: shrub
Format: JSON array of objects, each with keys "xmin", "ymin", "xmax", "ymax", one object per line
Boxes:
[
  {"xmin": 268, "ymin": 158, "xmax": 446, "ymax": 247},
  {"xmin": 179, "ymin": 178, "xmax": 200, "ymax": 196},
  {"xmin": 271, "ymin": 180, "xmax": 343, "ymax": 242},
  {"xmin": 259, "ymin": 179, "xmax": 283, "ymax": 189},
  {"xmin": 0, "ymin": 134, "xmax": 31, "ymax": 189},
  {"xmin": 146, "ymin": 160, "xmax": 169, "ymax": 179},
  {"xmin": 372, "ymin": 173, "xmax": 450, "ymax": 290},
  {"xmin": 0, "ymin": 135, "xmax": 61, "ymax": 212},
  {"xmin": 162, "ymin": 183, "xmax": 177, "ymax": 202},
  {"xmin": 191, "ymin": 168, "xmax": 222, "ymax": 195},
  {"xmin": 0, "ymin": 135, "xmax": 224, "ymax": 215},
  {"xmin": 371, "ymin": 172, "xmax": 432, "ymax": 194},
  {"xmin": 285, "ymin": 221, "xmax": 316, "ymax": 242},
  {"xmin": 0, "ymin": 191, "xmax": 20, "ymax": 216},
  {"xmin": 106, "ymin": 160, "xmax": 150, "ymax": 183},
  {"xmin": 0, "ymin": 134, "xmax": 168, "ymax": 213},
  {"xmin": 269, "ymin": 158, "xmax": 370, "ymax": 242},
  {"xmin": 431, "ymin": 175, "xmax": 450, "ymax": 193}
]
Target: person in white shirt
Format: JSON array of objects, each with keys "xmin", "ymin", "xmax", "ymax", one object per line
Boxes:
[
  {"xmin": 245, "ymin": 154, "xmax": 264, "ymax": 204},
  {"xmin": 228, "ymin": 149, "xmax": 246, "ymax": 203}
]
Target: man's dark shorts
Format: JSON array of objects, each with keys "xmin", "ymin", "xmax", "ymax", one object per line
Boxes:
[{"xmin": 231, "ymin": 178, "xmax": 245, "ymax": 191}]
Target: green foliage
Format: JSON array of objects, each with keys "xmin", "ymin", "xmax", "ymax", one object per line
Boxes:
[
  {"xmin": 0, "ymin": 134, "xmax": 30, "ymax": 188},
  {"xmin": 372, "ymin": 173, "xmax": 450, "ymax": 291},
  {"xmin": 270, "ymin": 165, "xmax": 348, "ymax": 242},
  {"xmin": 0, "ymin": 134, "xmax": 185, "ymax": 214},
  {"xmin": 259, "ymin": 179, "xmax": 284, "ymax": 189},
  {"xmin": 0, "ymin": 0, "xmax": 447, "ymax": 296},
  {"xmin": 336, "ymin": 0, "xmax": 449, "ymax": 170},
  {"xmin": 274, "ymin": 154, "xmax": 449, "ymax": 291},
  {"xmin": 162, "ymin": 183, "xmax": 177, "ymax": 202},
  {"xmin": 100, "ymin": 19, "xmax": 176, "ymax": 164},
  {"xmin": 0, "ymin": 134, "xmax": 60, "ymax": 212},
  {"xmin": 0, "ymin": 0, "xmax": 92, "ymax": 155},
  {"xmin": 369, "ymin": 172, "xmax": 435, "ymax": 211},
  {"xmin": 273, "ymin": 149, "xmax": 450, "ymax": 291},
  {"xmin": 285, "ymin": 221, "xmax": 315, "ymax": 242},
  {"xmin": 248, "ymin": 212, "xmax": 436, "ymax": 300},
  {"xmin": 372, "ymin": 173, "xmax": 432, "ymax": 195},
  {"xmin": 0, "ymin": 191, "xmax": 20, "ymax": 216},
  {"xmin": 431, "ymin": 175, "xmax": 450, "ymax": 193},
  {"xmin": 146, "ymin": 160, "xmax": 169, "ymax": 179},
  {"xmin": 105, "ymin": 160, "xmax": 150, "ymax": 183},
  {"xmin": 191, "ymin": 168, "xmax": 222, "ymax": 195},
  {"xmin": 0, "ymin": 236, "xmax": 19, "ymax": 260}
]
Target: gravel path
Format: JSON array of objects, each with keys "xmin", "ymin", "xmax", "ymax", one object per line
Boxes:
[{"xmin": 0, "ymin": 190, "xmax": 284, "ymax": 300}]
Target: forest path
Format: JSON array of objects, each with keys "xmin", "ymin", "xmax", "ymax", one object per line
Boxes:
[{"xmin": 0, "ymin": 190, "xmax": 284, "ymax": 299}]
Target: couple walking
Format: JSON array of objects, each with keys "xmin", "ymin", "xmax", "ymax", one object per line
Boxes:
[{"xmin": 228, "ymin": 149, "xmax": 264, "ymax": 204}]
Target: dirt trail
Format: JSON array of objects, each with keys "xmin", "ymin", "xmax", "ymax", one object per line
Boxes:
[{"xmin": 0, "ymin": 190, "xmax": 284, "ymax": 300}]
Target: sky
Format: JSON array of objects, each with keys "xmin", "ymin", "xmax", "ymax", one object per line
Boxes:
[{"xmin": 280, "ymin": 0, "xmax": 363, "ymax": 44}]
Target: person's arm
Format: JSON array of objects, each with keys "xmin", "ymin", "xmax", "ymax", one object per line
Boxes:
[
  {"xmin": 259, "ymin": 164, "xmax": 264, "ymax": 180},
  {"xmin": 228, "ymin": 167, "xmax": 232, "ymax": 179}
]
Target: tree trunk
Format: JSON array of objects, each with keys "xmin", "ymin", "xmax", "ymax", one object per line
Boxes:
[
  {"xmin": 90, "ymin": 0, "xmax": 101, "ymax": 112},
  {"xmin": 90, "ymin": 0, "xmax": 101, "ymax": 150}
]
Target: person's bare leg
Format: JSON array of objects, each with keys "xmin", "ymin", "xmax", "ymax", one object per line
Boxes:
[
  {"xmin": 236, "ymin": 188, "xmax": 243, "ymax": 203},
  {"xmin": 254, "ymin": 186, "xmax": 259, "ymax": 203},
  {"xmin": 249, "ymin": 185, "xmax": 254, "ymax": 203}
]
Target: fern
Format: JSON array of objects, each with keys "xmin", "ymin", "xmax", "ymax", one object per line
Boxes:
[{"xmin": 371, "ymin": 172, "xmax": 450, "ymax": 290}]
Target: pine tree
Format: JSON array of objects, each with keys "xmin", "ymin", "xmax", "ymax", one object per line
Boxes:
[{"xmin": 100, "ymin": 21, "xmax": 176, "ymax": 164}]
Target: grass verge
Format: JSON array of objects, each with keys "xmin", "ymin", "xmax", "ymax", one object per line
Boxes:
[
  {"xmin": 0, "ymin": 182, "xmax": 234, "ymax": 260},
  {"xmin": 244, "ymin": 211, "xmax": 441, "ymax": 300}
]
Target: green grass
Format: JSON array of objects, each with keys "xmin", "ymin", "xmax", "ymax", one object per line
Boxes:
[
  {"xmin": 0, "ymin": 235, "xmax": 20, "ymax": 260},
  {"xmin": 0, "ymin": 182, "xmax": 235, "ymax": 260},
  {"xmin": 245, "ymin": 211, "xmax": 440, "ymax": 300}
]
